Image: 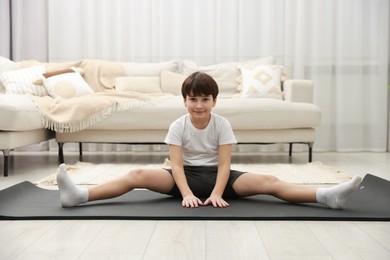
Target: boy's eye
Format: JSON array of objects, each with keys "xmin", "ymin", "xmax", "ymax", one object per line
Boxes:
[{"xmin": 188, "ymin": 96, "xmax": 211, "ymax": 102}]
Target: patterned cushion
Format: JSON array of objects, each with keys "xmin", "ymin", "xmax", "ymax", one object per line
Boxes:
[
  {"xmin": 239, "ymin": 65, "xmax": 284, "ymax": 99},
  {"xmin": 38, "ymin": 68, "xmax": 93, "ymax": 99}
]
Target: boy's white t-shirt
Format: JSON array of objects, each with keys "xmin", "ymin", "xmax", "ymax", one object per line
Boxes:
[{"xmin": 164, "ymin": 113, "xmax": 237, "ymax": 166}]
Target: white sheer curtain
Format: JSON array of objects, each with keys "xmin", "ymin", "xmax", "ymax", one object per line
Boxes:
[
  {"xmin": 2, "ymin": 0, "xmax": 389, "ymax": 152},
  {"xmin": 0, "ymin": 0, "xmax": 48, "ymax": 61},
  {"xmin": 0, "ymin": 0, "xmax": 11, "ymax": 58}
]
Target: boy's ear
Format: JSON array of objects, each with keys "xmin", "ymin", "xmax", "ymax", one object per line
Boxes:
[
  {"xmin": 183, "ymin": 97, "xmax": 188, "ymax": 107},
  {"xmin": 213, "ymin": 97, "xmax": 217, "ymax": 107}
]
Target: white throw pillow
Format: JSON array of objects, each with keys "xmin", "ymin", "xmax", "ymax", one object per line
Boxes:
[
  {"xmin": 115, "ymin": 76, "xmax": 162, "ymax": 93},
  {"xmin": 38, "ymin": 68, "xmax": 93, "ymax": 99},
  {"xmin": 160, "ymin": 71, "xmax": 186, "ymax": 96},
  {"xmin": 1, "ymin": 65, "xmax": 47, "ymax": 96},
  {"xmin": 0, "ymin": 56, "xmax": 21, "ymax": 73},
  {"xmin": 0, "ymin": 57, "xmax": 21, "ymax": 93},
  {"xmin": 239, "ymin": 65, "xmax": 283, "ymax": 99},
  {"xmin": 182, "ymin": 60, "xmax": 238, "ymax": 97}
]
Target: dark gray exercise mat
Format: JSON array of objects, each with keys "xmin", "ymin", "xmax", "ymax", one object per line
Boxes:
[{"xmin": 0, "ymin": 174, "xmax": 389, "ymax": 220}]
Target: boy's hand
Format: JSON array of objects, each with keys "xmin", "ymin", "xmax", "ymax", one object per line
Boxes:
[
  {"xmin": 182, "ymin": 194, "xmax": 204, "ymax": 208},
  {"xmin": 204, "ymin": 194, "xmax": 230, "ymax": 208}
]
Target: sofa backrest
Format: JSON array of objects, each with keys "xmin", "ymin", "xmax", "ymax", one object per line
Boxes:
[
  {"xmin": 0, "ymin": 56, "xmax": 288, "ymax": 100},
  {"xmin": 182, "ymin": 56, "xmax": 275, "ymax": 97}
]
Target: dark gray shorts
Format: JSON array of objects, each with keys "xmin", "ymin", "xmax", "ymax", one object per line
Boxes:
[{"xmin": 164, "ymin": 166, "xmax": 246, "ymax": 198}]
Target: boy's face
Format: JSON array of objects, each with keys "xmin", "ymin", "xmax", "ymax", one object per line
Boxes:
[{"xmin": 184, "ymin": 94, "xmax": 216, "ymax": 121}]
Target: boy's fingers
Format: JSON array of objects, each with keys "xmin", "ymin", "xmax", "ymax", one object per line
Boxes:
[{"xmin": 183, "ymin": 197, "xmax": 203, "ymax": 208}]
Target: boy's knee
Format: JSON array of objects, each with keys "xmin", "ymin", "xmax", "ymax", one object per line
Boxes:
[
  {"xmin": 265, "ymin": 175, "xmax": 279, "ymax": 184},
  {"xmin": 127, "ymin": 168, "xmax": 145, "ymax": 181}
]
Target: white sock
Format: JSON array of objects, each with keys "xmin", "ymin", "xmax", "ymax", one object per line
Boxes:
[
  {"xmin": 56, "ymin": 163, "xmax": 89, "ymax": 207},
  {"xmin": 316, "ymin": 175, "xmax": 362, "ymax": 209}
]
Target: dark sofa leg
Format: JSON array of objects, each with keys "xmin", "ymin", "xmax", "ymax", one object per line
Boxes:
[
  {"xmin": 289, "ymin": 143, "xmax": 293, "ymax": 156},
  {"xmin": 308, "ymin": 143, "xmax": 313, "ymax": 162},
  {"xmin": 58, "ymin": 143, "xmax": 64, "ymax": 164},
  {"xmin": 79, "ymin": 143, "xmax": 83, "ymax": 161},
  {"xmin": 2, "ymin": 149, "xmax": 10, "ymax": 177}
]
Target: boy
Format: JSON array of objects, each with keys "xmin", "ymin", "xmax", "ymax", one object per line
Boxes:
[{"xmin": 57, "ymin": 72, "xmax": 362, "ymax": 209}]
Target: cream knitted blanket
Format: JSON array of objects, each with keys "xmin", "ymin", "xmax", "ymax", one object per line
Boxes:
[
  {"xmin": 22, "ymin": 59, "xmax": 127, "ymax": 92},
  {"xmin": 28, "ymin": 91, "xmax": 173, "ymax": 133},
  {"xmin": 23, "ymin": 58, "xmax": 175, "ymax": 133}
]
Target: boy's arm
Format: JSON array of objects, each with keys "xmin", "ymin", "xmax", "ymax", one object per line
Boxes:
[
  {"xmin": 168, "ymin": 144, "xmax": 203, "ymax": 208},
  {"xmin": 204, "ymin": 144, "xmax": 232, "ymax": 207}
]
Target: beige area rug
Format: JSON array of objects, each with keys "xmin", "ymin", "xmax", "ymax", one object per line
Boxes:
[{"xmin": 36, "ymin": 161, "xmax": 352, "ymax": 190}]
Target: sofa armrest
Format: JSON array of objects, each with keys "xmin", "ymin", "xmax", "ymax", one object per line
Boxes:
[{"xmin": 283, "ymin": 79, "xmax": 313, "ymax": 103}]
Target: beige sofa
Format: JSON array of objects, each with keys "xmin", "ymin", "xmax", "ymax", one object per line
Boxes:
[{"xmin": 0, "ymin": 56, "xmax": 321, "ymax": 177}]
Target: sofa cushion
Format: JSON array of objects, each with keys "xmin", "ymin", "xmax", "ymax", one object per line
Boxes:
[
  {"xmin": 89, "ymin": 96, "xmax": 187, "ymax": 130},
  {"xmin": 115, "ymin": 76, "xmax": 162, "ymax": 93},
  {"xmin": 214, "ymin": 98, "xmax": 320, "ymax": 130},
  {"xmin": 0, "ymin": 95, "xmax": 320, "ymax": 132},
  {"xmin": 88, "ymin": 96, "xmax": 321, "ymax": 131},
  {"xmin": 0, "ymin": 94, "xmax": 44, "ymax": 131},
  {"xmin": 182, "ymin": 57, "xmax": 275, "ymax": 97},
  {"xmin": 238, "ymin": 65, "xmax": 283, "ymax": 99},
  {"xmin": 1, "ymin": 66, "xmax": 47, "ymax": 96}
]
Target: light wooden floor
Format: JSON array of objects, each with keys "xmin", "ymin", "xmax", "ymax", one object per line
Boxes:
[{"xmin": 0, "ymin": 149, "xmax": 389, "ymax": 260}]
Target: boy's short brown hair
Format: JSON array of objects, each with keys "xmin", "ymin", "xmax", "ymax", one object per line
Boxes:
[{"xmin": 181, "ymin": 72, "xmax": 219, "ymax": 100}]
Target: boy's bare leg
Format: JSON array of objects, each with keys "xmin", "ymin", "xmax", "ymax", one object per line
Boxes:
[
  {"xmin": 232, "ymin": 173, "xmax": 362, "ymax": 209},
  {"xmin": 57, "ymin": 164, "xmax": 175, "ymax": 207},
  {"xmin": 233, "ymin": 173, "xmax": 317, "ymax": 202},
  {"xmin": 88, "ymin": 168, "xmax": 175, "ymax": 201}
]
